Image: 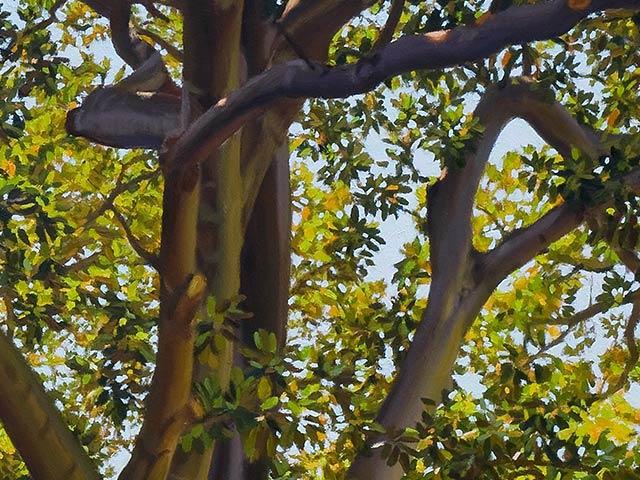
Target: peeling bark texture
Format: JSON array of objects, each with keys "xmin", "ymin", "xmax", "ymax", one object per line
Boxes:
[{"xmin": 0, "ymin": 332, "xmax": 100, "ymax": 480}]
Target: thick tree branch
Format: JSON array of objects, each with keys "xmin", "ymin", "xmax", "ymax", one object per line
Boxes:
[
  {"xmin": 110, "ymin": 0, "xmax": 150, "ymax": 68},
  {"xmin": 119, "ymin": 165, "xmax": 203, "ymax": 480},
  {"xmin": 0, "ymin": 331, "xmax": 100, "ymax": 480},
  {"xmin": 482, "ymin": 166, "xmax": 640, "ymax": 285},
  {"xmin": 168, "ymin": 3, "xmax": 248, "ymax": 479},
  {"xmin": 82, "ymin": 0, "xmax": 168, "ymax": 68},
  {"xmin": 66, "ymin": 88, "xmax": 180, "ymax": 149},
  {"xmin": 480, "ymin": 76, "xmax": 635, "ymax": 284},
  {"xmin": 349, "ymin": 80, "xmax": 527, "ymax": 479},
  {"xmin": 168, "ymin": 0, "xmax": 640, "ymax": 171},
  {"xmin": 350, "ymin": 73, "xmax": 639, "ymax": 477}
]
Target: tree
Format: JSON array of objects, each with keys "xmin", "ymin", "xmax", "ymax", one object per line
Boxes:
[{"xmin": 1, "ymin": 0, "xmax": 640, "ymax": 478}]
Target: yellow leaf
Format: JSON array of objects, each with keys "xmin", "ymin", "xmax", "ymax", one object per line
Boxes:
[
  {"xmin": 1, "ymin": 160, "xmax": 16, "ymax": 177},
  {"xmin": 535, "ymin": 293, "xmax": 547, "ymax": 306},
  {"xmin": 607, "ymin": 108, "xmax": 620, "ymax": 128},
  {"xmin": 547, "ymin": 325, "xmax": 560, "ymax": 338},
  {"xmin": 257, "ymin": 376, "xmax": 272, "ymax": 401},
  {"xmin": 417, "ymin": 437, "xmax": 433, "ymax": 450},
  {"xmin": 324, "ymin": 196, "xmax": 339, "ymax": 211},
  {"xmin": 513, "ymin": 276, "xmax": 527, "ymax": 290}
]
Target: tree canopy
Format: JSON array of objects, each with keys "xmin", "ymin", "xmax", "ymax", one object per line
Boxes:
[{"xmin": 1, "ymin": 0, "xmax": 640, "ymax": 479}]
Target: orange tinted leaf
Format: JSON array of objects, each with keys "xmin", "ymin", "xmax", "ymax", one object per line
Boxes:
[{"xmin": 501, "ymin": 50, "xmax": 512, "ymax": 67}]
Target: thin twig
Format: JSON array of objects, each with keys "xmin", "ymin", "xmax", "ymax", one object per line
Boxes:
[
  {"xmin": 372, "ymin": 0, "xmax": 405, "ymax": 53},
  {"xmin": 109, "ymin": 206, "xmax": 160, "ymax": 270},
  {"xmin": 612, "ymin": 244, "xmax": 640, "ymax": 276},
  {"xmin": 526, "ymin": 289, "xmax": 640, "ymax": 363},
  {"xmin": 64, "ymin": 251, "xmax": 102, "ymax": 273},
  {"xmin": 139, "ymin": 0, "xmax": 170, "ymax": 22},
  {"xmin": 27, "ymin": 0, "xmax": 66, "ymax": 33},
  {"xmin": 605, "ymin": 299, "xmax": 640, "ymax": 395},
  {"xmin": 137, "ymin": 25, "xmax": 184, "ymax": 61},
  {"xmin": 476, "ymin": 204, "xmax": 507, "ymax": 236},
  {"xmin": 81, "ymin": 169, "xmax": 159, "ymax": 229}
]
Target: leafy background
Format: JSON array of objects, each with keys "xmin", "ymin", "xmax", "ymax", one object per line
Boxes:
[{"xmin": 1, "ymin": 1, "xmax": 639, "ymax": 479}]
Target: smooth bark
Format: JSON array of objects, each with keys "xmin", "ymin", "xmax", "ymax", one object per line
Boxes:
[
  {"xmin": 349, "ymin": 79, "xmax": 640, "ymax": 478},
  {"xmin": 0, "ymin": 331, "xmax": 100, "ymax": 480}
]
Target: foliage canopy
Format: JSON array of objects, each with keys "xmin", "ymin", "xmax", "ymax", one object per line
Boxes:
[{"xmin": 1, "ymin": 0, "xmax": 640, "ymax": 479}]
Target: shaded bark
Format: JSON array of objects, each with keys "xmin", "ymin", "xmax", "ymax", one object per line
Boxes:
[
  {"xmin": 241, "ymin": 143, "xmax": 291, "ymax": 350},
  {"xmin": 66, "ymin": 89, "xmax": 180, "ymax": 149}
]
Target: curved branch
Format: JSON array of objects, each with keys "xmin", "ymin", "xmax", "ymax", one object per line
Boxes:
[
  {"xmin": 349, "ymin": 81, "xmax": 526, "ymax": 479},
  {"xmin": 169, "ymin": 0, "xmax": 640, "ymax": 171},
  {"xmin": 82, "ymin": 0, "xmax": 157, "ymax": 68},
  {"xmin": 110, "ymin": 0, "xmax": 146, "ymax": 68},
  {"xmin": 482, "ymin": 166, "xmax": 640, "ymax": 285},
  {"xmin": 350, "ymin": 74, "xmax": 639, "ymax": 477},
  {"xmin": 479, "ymin": 72, "xmax": 637, "ymax": 284},
  {"xmin": 0, "ymin": 331, "xmax": 100, "ymax": 480}
]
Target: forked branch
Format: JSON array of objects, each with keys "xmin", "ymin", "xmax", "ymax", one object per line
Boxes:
[{"xmin": 168, "ymin": 0, "xmax": 640, "ymax": 170}]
